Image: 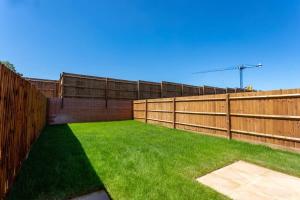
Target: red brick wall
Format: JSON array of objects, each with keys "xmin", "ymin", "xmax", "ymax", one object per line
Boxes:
[{"xmin": 47, "ymin": 98, "xmax": 133, "ymax": 124}]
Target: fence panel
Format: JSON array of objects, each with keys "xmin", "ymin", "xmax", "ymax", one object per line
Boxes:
[
  {"xmin": 137, "ymin": 80, "xmax": 161, "ymax": 99},
  {"xmin": 62, "ymin": 72, "xmax": 106, "ymax": 98},
  {"xmin": 107, "ymin": 78, "xmax": 137, "ymax": 100},
  {"xmin": 226, "ymin": 88, "xmax": 236, "ymax": 93},
  {"xmin": 182, "ymin": 84, "xmax": 200, "ymax": 96},
  {"xmin": 61, "ymin": 73, "xmax": 138, "ymax": 100},
  {"xmin": 133, "ymin": 89, "xmax": 300, "ymax": 151},
  {"xmin": 0, "ymin": 65, "xmax": 47, "ymax": 199},
  {"xmin": 161, "ymin": 81, "xmax": 182, "ymax": 98},
  {"xmin": 26, "ymin": 78, "xmax": 59, "ymax": 98}
]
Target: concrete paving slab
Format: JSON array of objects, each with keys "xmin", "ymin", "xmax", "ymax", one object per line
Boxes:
[
  {"xmin": 197, "ymin": 160, "xmax": 300, "ymax": 200},
  {"xmin": 71, "ymin": 190, "xmax": 110, "ymax": 200}
]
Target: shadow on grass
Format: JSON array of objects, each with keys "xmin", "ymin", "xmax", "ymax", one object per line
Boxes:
[{"xmin": 7, "ymin": 124, "xmax": 105, "ymax": 200}]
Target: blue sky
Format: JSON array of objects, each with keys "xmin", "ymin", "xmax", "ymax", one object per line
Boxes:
[{"xmin": 1, "ymin": 0, "xmax": 300, "ymax": 90}]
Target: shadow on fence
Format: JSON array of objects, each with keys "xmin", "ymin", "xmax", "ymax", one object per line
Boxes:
[{"xmin": 7, "ymin": 125, "xmax": 106, "ymax": 200}]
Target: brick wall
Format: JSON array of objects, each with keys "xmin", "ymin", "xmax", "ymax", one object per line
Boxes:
[{"xmin": 47, "ymin": 98, "xmax": 133, "ymax": 124}]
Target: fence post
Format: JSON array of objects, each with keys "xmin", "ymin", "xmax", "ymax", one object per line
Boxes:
[
  {"xmin": 105, "ymin": 78, "xmax": 108, "ymax": 108},
  {"xmin": 181, "ymin": 84, "xmax": 184, "ymax": 96},
  {"xmin": 226, "ymin": 94, "xmax": 232, "ymax": 139},
  {"xmin": 173, "ymin": 97, "xmax": 176, "ymax": 129},
  {"xmin": 60, "ymin": 73, "xmax": 64, "ymax": 109},
  {"xmin": 145, "ymin": 99, "xmax": 148, "ymax": 123},
  {"xmin": 160, "ymin": 82, "xmax": 163, "ymax": 98},
  {"xmin": 137, "ymin": 80, "xmax": 140, "ymax": 100}
]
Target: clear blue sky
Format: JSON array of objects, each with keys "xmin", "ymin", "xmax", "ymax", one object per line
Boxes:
[{"xmin": 1, "ymin": 0, "xmax": 300, "ymax": 90}]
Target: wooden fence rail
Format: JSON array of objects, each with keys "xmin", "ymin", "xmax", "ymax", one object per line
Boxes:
[
  {"xmin": 0, "ymin": 65, "xmax": 47, "ymax": 199},
  {"xmin": 133, "ymin": 89, "xmax": 300, "ymax": 151}
]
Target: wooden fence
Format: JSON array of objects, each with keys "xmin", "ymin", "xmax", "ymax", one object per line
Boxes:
[
  {"xmin": 133, "ymin": 89, "xmax": 300, "ymax": 151},
  {"xmin": 0, "ymin": 65, "xmax": 47, "ymax": 199},
  {"xmin": 61, "ymin": 72, "xmax": 138, "ymax": 100},
  {"xmin": 137, "ymin": 80, "xmax": 161, "ymax": 99},
  {"xmin": 60, "ymin": 72, "xmax": 249, "ymax": 100},
  {"xmin": 161, "ymin": 81, "xmax": 200, "ymax": 97},
  {"xmin": 26, "ymin": 77, "xmax": 59, "ymax": 98}
]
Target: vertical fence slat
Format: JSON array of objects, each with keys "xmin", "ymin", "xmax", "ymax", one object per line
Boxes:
[
  {"xmin": 61, "ymin": 74, "xmax": 64, "ymax": 108},
  {"xmin": 145, "ymin": 99, "xmax": 148, "ymax": 123},
  {"xmin": 105, "ymin": 78, "xmax": 108, "ymax": 108},
  {"xmin": 226, "ymin": 94, "xmax": 232, "ymax": 139},
  {"xmin": 160, "ymin": 82, "xmax": 163, "ymax": 98},
  {"xmin": 137, "ymin": 80, "xmax": 140, "ymax": 100},
  {"xmin": 173, "ymin": 97, "xmax": 176, "ymax": 128}
]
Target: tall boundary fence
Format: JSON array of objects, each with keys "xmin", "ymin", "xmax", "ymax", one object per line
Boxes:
[
  {"xmin": 0, "ymin": 65, "xmax": 47, "ymax": 199},
  {"xmin": 57, "ymin": 72, "xmax": 249, "ymax": 100},
  {"xmin": 133, "ymin": 89, "xmax": 300, "ymax": 151}
]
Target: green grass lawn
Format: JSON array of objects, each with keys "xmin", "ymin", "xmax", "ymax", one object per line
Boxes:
[{"xmin": 8, "ymin": 120, "xmax": 300, "ymax": 200}]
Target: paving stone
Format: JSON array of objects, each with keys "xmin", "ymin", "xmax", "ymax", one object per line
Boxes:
[
  {"xmin": 71, "ymin": 190, "xmax": 110, "ymax": 200},
  {"xmin": 197, "ymin": 160, "xmax": 300, "ymax": 200}
]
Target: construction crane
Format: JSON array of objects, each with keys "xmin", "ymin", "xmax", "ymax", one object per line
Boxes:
[{"xmin": 193, "ymin": 64, "xmax": 263, "ymax": 89}]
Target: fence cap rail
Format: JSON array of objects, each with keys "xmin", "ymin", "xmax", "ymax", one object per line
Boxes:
[
  {"xmin": 62, "ymin": 72, "xmax": 107, "ymax": 80},
  {"xmin": 25, "ymin": 77, "xmax": 59, "ymax": 83},
  {"xmin": 138, "ymin": 80, "xmax": 161, "ymax": 85},
  {"xmin": 175, "ymin": 97, "xmax": 226, "ymax": 102},
  {"xmin": 230, "ymin": 93, "xmax": 300, "ymax": 100},
  {"xmin": 161, "ymin": 81, "xmax": 183, "ymax": 86},
  {"xmin": 147, "ymin": 99, "xmax": 173, "ymax": 103}
]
